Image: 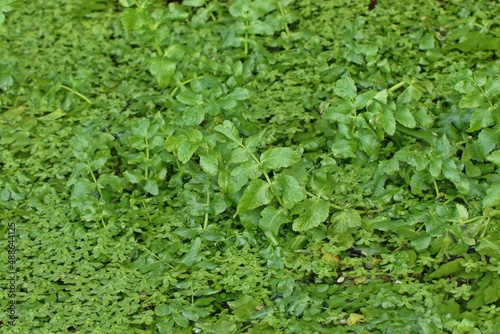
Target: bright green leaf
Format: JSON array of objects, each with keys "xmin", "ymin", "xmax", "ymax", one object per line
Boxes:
[
  {"xmin": 293, "ymin": 199, "xmax": 330, "ymax": 232},
  {"xmin": 260, "ymin": 147, "xmax": 300, "ymax": 170}
]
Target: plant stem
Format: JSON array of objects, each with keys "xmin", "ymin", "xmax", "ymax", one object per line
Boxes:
[
  {"xmin": 388, "ymin": 81, "xmax": 406, "ymax": 92},
  {"xmin": 60, "ymin": 84, "xmax": 92, "ymax": 104}
]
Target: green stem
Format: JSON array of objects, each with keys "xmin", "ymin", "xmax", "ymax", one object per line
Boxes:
[
  {"xmin": 305, "ymin": 190, "xmax": 343, "ymax": 210},
  {"xmin": 100, "ymin": 217, "xmax": 107, "ymax": 229},
  {"xmin": 388, "ymin": 81, "xmax": 406, "ymax": 92},
  {"xmin": 170, "ymin": 76, "xmax": 204, "ymax": 97},
  {"xmin": 244, "ymin": 21, "xmax": 249, "ymax": 56},
  {"xmin": 145, "ymin": 138, "xmax": 149, "ymax": 180},
  {"xmin": 175, "ymin": 157, "xmax": 184, "ymax": 174},
  {"xmin": 89, "ymin": 167, "xmax": 103, "ymax": 199},
  {"xmin": 279, "ymin": 4, "xmax": 290, "ymax": 36},
  {"xmin": 89, "ymin": 165, "xmax": 107, "ymax": 229},
  {"xmin": 141, "ymin": 201, "xmax": 152, "ymax": 223},
  {"xmin": 60, "ymin": 85, "xmax": 92, "ymax": 104},
  {"xmin": 433, "ymin": 179, "xmax": 441, "ymax": 199},
  {"xmin": 204, "ymin": 185, "xmax": 210, "ymax": 230}
]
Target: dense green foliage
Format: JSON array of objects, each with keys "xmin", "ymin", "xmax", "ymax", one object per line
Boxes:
[{"xmin": 1, "ymin": 0, "xmax": 499, "ymax": 332}]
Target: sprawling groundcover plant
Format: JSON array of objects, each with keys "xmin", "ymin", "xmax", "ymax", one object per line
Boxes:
[{"xmin": 0, "ymin": 0, "xmax": 499, "ymax": 332}]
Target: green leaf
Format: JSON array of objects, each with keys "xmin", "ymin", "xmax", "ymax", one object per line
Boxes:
[
  {"xmin": 468, "ymin": 108, "xmax": 494, "ymax": 132},
  {"xmin": 230, "ymin": 87, "xmax": 250, "ymax": 101},
  {"xmin": 279, "ymin": 175, "xmax": 304, "ymax": 209},
  {"xmin": 215, "ymin": 120, "xmax": 243, "ymax": 146},
  {"xmin": 395, "ymin": 105, "xmax": 416, "ymax": 128},
  {"xmin": 330, "ymin": 209, "xmax": 362, "ymax": 234},
  {"xmin": 199, "ymin": 150, "xmax": 218, "ymax": 176},
  {"xmin": 71, "ymin": 179, "xmax": 96, "ymax": 200},
  {"xmin": 476, "ymin": 128, "xmax": 499, "ymax": 156},
  {"xmin": 334, "ymin": 77, "xmax": 357, "ymax": 100},
  {"xmin": 144, "ymin": 179, "xmax": 159, "ymax": 195},
  {"xmin": 119, "ymin": 0, "xmax": 134, "ymax": 7},
  {"xmin": 380, "ymin": 106, "xmax": 396, "ymax": 135},
  {"xmin": 123, "ymin": 170, "xmax": 142, "ymax": 184},
  {"xmin": 177, "ymin": 89, "xmax": 203, "ymax": 106},
  {"xmin": 181, "ymin": 237, "xmax": 202, "ymax": 266},
  {"xmin": 476, "ymin": 234, "xmax": 500, "ymax": 259},
  {"xmin": 459, "ymin": 90, "xmax": 482, "ymax": 109},
  {"xmin": 425, "ymin": 259, "xmax": 463, "ymax": 281},
  {"xmin": 260, "ymin": 147, "xmax": 300, "ymax": 170},
  {"xmin": 398, "ymin": 84, "xmax": 422, "ymax": 103},
  {"xmin": 231, "ymin": 159, "xmax": 262, "ymax": 183},
  {"xmin": 331, "ymin": 139, "xmax": 357, "ymax": 158},
  {"xmin": 237, "ymin": 179, "xmax": 274, "ymax": 214},
  {"xmin": 149, "ymin": 58, "xmax": 176, "ymax": 88},
  {"xmin": 97, "ymin": 174, "xmax": 123, "ymax": 193},
  {"xmin": 183, "ymin": 0, "xmax": 205, "ymax": 6},
  {"xmin": 38, "ymin": 108, "xmax": 66, "ymax": 121},
  {"xmin": 354, "ymin": 90, "xmax": 377, "ymax": 109},
  {"xmin": 442, "ymin": 159, "xmax": 460, "ymax": 184},
  {"xmin": 155, "ymin": 305, "xmax": 173, "ymax": 318},
  {"xmin": 228, "ymin": 295, "xmax": 261, "ymax": 318},
  {"xmin": 259, "ymin": 206, "xmax": 290, "ymax": 244},
  {"xmin": 419, "ymin": 32, "xmax": 435, "ymax": 50},
  {"xmin": 486, "ymin": 151, "xmax": 500, "ymax": 165},
  {"xmin": 121, "ymin": 8, "xmax": 142, "ymax": 34},
  {"xmin": 483, "ymin": 182, "xmax": 500, "ymax": 209},
  {"xmin": 293, "ymin": 199, "xmax": 330, "ymax": 232}
]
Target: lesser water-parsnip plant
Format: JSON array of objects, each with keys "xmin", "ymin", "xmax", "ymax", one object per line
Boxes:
[{"xmin": 0, "ymin": 0, "xmax": 499, "ymax": 332}]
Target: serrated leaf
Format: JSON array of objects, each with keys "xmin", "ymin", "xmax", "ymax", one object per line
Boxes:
[
  {"xmin": 293, "ymin": 199, "xmax": 330, "ymax": 232},
  {"xmin": 144, "ymin": 179, "xmax": 159, "ymax": 195},
  {"xmin": 411, "ymin": 235, "xmax": 431, "ymax": 251},
  {"xmin": 279, "ymin": 175, "xmax": 304, "ymax": 209},
  {"xmin": 215, "ymin": 120, "xmax": 242, "ymax": 146},
  {"xmin": 354, "ymin": 90, "xmax": 377, "ymax": 109},
  {"xmin": 180, "ymin": 106, "xmax": 205, "ymax": 126},
  {"xmin": 398, "ymin": 84, "xmax": 422, "ymax": 103},
  {"xmin": 71, "ymin": 179, "xmax": 96, "ymax": 200},
  {"xmin": 419, "ymin": 32, "xmax": 435, "ymax": 50},
  {"xmin": 199, "ymin": 151, "xmax": 218, "ymax": 176},
  {"xmin": 380, "ymin": 107, "xmax": 396, "ymax": 135},
  {"xmin": 208, "ymin": 193, "xmax": 227, "ymax": 216},
  {"xmin": 486, "ymin": 151, "xmax": 500, "ymax": 165},
  {"xmin": 468, "ymin": 108, "xmax": 494, "ymax": 132},
  {"xmin": 123, "ymin": 170, "xmax": 142, "ymax": 184},
  {"xmin": 177, "ymin": 89, "xmax": 203, "ymax": 106},
  {"xmin": 231, "ymin": 159, "xmax": 262, "ymax": 182},
  {"xmin": 331, "ymin": 139, "xmax": 357, "ymax": 158},
  {"xmin": 230, "ymin": 87, "xmax": 250, "ymax": 101},
  {"xmin": 260, "ymin": 147, "xmax": 300, "ymax": 170},
  {"xmin": 67, "ymin": 162, "xmax": 90, "ymax": 187},
  {"xmin": 97, "ymin": 174, "xmax": 123, "ymax": 193},
  {"xmin": 38, "ymin": 108, "xmax": 66, "ymax": 121},
  {"xmin": 237, "ymin": 179, "xmax": 274, "ymax": 214},
  {"xmin": 259, "ymin": 206, "xmax": 290, "ymax": 244},
  {"xmin": 476, "ymin": 234, "xmax": 500, "ymax": 259},
  {"xmin": 121, "ymin": 8, "xmax": 142, "ymax": 34},
  {"xmin": 425, "ymin": 259, "xmax": 463, "ymax": 281},
  {"xmin": 330, "ymin": 209, "xmax": 362, "ymax": 234},
  {"xmin": 149, "ymin": 58, "xmax": 176, "ymax": 88},
  {"xmin": 435, "ymin": 135, "xmax": 452, "ymax": 157},
  {"xmin": 483, "ymin": 182, "xmax": 500, "ymax": 209},
  {"xmin": 395, "ymin": 105, "xmax": 416, "ymax": 128},
  {"xmin": 374, "ymin": 89, "xmax": 388, "ymax": 104},
  {"xmin": 476, "ymin": 128, "xmax": 499, "ymax": 156},
  {"xmin": 181, "ymin": 237, "xmax": 201, "ymax": 266},
  {"xmin": 334, "ymin": 77, "xmax": 357, "ymax": 100},
  {"xmin": 459, "ymin": 90, "xmax": 482, "ymax": 108},
  {"xmin": 442, "ymin": 159, "xmax": 460, "ymax": 184}
]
